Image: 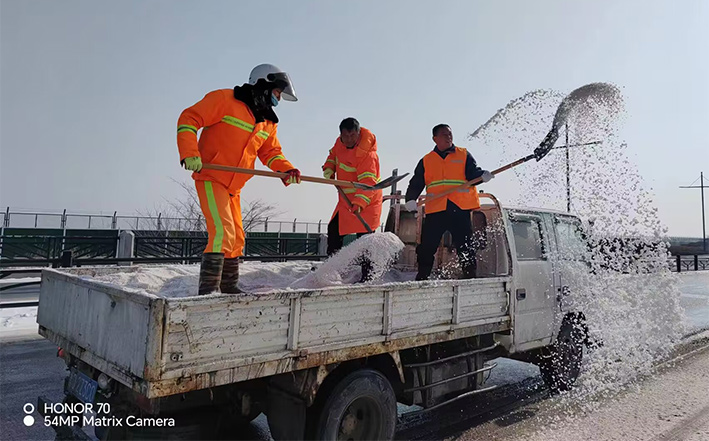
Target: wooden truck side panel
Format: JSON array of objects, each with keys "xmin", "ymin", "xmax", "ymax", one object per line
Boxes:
[{"xmin": 37, "ymin": 269, "xmax": 165, "ymax": 381}]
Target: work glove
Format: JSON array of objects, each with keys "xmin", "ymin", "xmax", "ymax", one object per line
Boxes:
[
  {"xmin": 404, "ymin": 200, "xmax": 418, "ymax": 212},
  {"xmin": 282, "ymin": 169, "xmax": 301, "ymax": 186},
  {"xmin": 323, "ymin": 168, "xmax": 335, "ymax": 179},
  {"xmin": 183, "ymin": 157, "xmax": 202, "ymax": 172},
  {"xmin": 481, "ymin": 170, "xmax": 494, "ymax": 183}
]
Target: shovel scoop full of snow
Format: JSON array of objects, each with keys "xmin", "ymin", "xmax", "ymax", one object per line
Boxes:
[
  {"xmin": 291, "ymin": 233, "xmax": 405, "ymax": 289},
  {"xmin": 534, "ymin": 82, "xmax": 622, "ymax": 161}
]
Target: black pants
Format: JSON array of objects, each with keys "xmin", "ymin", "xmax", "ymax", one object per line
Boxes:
[
  {"xmin": 327, "ymin": 213, "xmax": 372, "ymax": 282},
  {"xmin": 416, "ymin": 207, "xmax": 476, "ymax": 280}
]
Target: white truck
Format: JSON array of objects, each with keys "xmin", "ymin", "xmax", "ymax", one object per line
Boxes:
[{"xmin": 36, "ymin": 193, "xmax": 591, "ymax": 440}]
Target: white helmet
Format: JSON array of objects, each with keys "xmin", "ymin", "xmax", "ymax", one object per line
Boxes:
[{"xmin": 248, "ymin": 64, "xmax": 298, "ymax": 102}]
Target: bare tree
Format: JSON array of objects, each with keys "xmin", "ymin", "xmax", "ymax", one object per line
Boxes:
[{"xmin": 242, "ymin": 199, "xmax": 283, "ymax": 232}]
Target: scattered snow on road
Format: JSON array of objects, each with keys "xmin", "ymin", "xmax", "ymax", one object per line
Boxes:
[{"xmin": 457, "ymin": 336, "xmax": 709, "ymax": 441}]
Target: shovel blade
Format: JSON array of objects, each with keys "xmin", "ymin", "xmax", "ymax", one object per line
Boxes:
[
  {"xmin": 349, "ymin": 172, "xmax": 410, "ymax": 191},
  {"xmin": 372, "ymin": 172, "xmax": 410, "ymax": 190}
]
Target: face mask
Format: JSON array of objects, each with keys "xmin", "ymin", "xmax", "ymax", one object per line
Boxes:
[{"xmin": 271, "ymin": 93, "xmax": 279, "ymax": 107}]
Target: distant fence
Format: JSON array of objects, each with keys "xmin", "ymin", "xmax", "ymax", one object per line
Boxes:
[
  {"xmin": 0, "ymin": 228, "xmax": 327, "ymax": 267},
  {"xmin": 1, "ymin": 208, "xmax": 333, "ymax": 234},
  {"xmin": 671, "ymin": 255, "xmax": 709, "ymax": 272}
]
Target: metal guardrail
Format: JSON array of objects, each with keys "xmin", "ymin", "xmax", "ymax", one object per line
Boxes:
[
  {"xmin": 0, "ymin": 229, "xmax": 324, "ymax": 264},
  {"xmin": 671, "ymin": 255, "xmax": 709, "ymax": 272},
  {"xmin": 1, "ymin": 208, "xmax": 331, "ymax": 234}
]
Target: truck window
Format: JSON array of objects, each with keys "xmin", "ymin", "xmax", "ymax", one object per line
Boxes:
[
  {"xmin": 511, "ymin": 218, "xmax": 545, "ymax": 260},
  {"xmin": 555, "ymin": 217, "xmax": 588, "ymax": 261}
]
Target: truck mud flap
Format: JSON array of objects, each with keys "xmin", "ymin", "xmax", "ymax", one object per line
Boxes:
[{"xmin": 37, "ymin": 395, "xmax": 93, "ymax": 441}]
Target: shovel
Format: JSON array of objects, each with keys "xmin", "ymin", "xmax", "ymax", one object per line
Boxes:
[{"xmin": 202, "ymin": 163, "xmax": 408, "ymax": 191}]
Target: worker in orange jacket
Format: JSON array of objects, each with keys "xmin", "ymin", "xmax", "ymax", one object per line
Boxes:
[
  {"xmin": 322, "ymin": 118, "xmax": 382, "ymax": 282},
  {"xmin": 403, "ymin": 124, "xmax": 494, "ymax": 280},
  {"xmin": 177, "ymin": 64, "xmax": 301, "ymax": 295}
]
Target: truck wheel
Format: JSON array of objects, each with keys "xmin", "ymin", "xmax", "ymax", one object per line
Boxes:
[
  {"xmin": 310, "ymin": 369, "xmax": 397, "ymax": 441},
  {"xmin": 539, "ymin": 319, "xmax": 584, "ymax": 393}
]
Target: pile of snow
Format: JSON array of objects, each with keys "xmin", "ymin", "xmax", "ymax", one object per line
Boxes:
[
  {"xmin": 292, "ymin": 232, "xmax": 405, "ymax": 289},
  {"xmin": 85, "ymin": 261, "xmax": 315, "ymax": 297},
  {"xmin": 470, "ymin": 83, "xmax": 686, "ymax": 408},
  {"xmin": 85, "ymin": 233, "xmax": 407, "ymax": 297}
]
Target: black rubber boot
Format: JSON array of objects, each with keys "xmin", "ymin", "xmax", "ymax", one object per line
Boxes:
[
  {"xmin": 220, "ymin": 257, "xmax": 243, "ymax": 294},
  {"xmin": 198, "ymin": 253, "xmax": 224, "ymax": 295}
]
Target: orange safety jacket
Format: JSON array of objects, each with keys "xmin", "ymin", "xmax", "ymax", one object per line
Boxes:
[
  {"xmin": 177, "ymin": 89, "xmax": 295, "ymax": 194},
  {"xmin": 423, "ymin": 147, "xmax": 481, "ymax": 214},
  {"xmin": 322, "ymin": 127, "xmax": 383, "ymax": 235}
]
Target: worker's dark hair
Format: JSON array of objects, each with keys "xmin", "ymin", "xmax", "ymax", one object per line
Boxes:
[
  {"xmin": 432, "ymin": 124, "xmax": 451, "ymax": 136},
  {"xmin": 339, "ymin": 117, "xmax": 360, "ymax": 132}
]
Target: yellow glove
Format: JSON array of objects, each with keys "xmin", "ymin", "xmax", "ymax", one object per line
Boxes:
[
  {"xmin": 183, "ymin": 157, "xmax": 202, "ymax": 172},
  {"xmin": 323, "ymin": 168, "xmax": 335, "ymax": 179}
]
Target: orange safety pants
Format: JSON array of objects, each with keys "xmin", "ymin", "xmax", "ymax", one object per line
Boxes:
[{"xmin": 195, "ymin": 180, "xmax": 245, "ymax": 258}]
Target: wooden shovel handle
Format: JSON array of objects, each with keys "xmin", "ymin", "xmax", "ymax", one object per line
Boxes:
[{"xmin": 201, "ymin": 163, "xmax": 362, "ymax": 189}]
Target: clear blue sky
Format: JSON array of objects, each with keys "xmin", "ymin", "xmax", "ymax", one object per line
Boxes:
[{"xmin": 1, "ymin": 0, "xmax": 707, "ymax": 236}]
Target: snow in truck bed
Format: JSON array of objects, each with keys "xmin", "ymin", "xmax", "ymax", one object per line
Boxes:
[{"xmin": 81, "ymin": 232, "xmax": 412, "ymax": 297}]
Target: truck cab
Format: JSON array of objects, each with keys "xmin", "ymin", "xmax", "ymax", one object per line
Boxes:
[{"xmin": 386, "ymin": 191, "xmax": 590, "ymax": 391}]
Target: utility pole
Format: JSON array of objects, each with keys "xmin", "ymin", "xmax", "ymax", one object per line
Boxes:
[
  {"xmin": 566, "ymin": 123, "xmax": 571, "ymax": 213},
  {"xmin": 550, "ymin": 124, "xmax": 602, "ymax": 213},
  {"xmin": 680, "ymin": 172, "xmax": 707, "ymax": 253}
]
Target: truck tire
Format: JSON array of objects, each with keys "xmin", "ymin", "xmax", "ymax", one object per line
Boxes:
[
  {"xmin": 539, "ymin": 319, "xmax": 584, "ymax": 393},
  {"xmin": 310, "ymin": 369, "xmax": 397, "ymax": 441}
]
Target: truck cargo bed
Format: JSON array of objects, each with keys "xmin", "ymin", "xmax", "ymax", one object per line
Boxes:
[{"xmin": 38, "ymin": 266, "xmax": 511, "ymax": 398}]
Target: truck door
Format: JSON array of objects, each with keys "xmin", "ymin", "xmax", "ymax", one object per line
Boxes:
[
  {"xmin": 508, "ymin": 211, "xmax": 556, "ymax": 349},
  {"xmin": 552, "ymin": 214, "xmax": 590, "ymax": 316}
]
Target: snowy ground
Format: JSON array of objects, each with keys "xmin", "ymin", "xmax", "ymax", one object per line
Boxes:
[
  {"xmin": 677, "ymin": 271, "xmax": 709, "ymax": 332},
  {"xmin": 0, "ymin": 307, "xmax": 39, "ymax": 335},
  {"xmin": 454, "ymin": 333, "xmax": 709, "ymax": 441}
]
